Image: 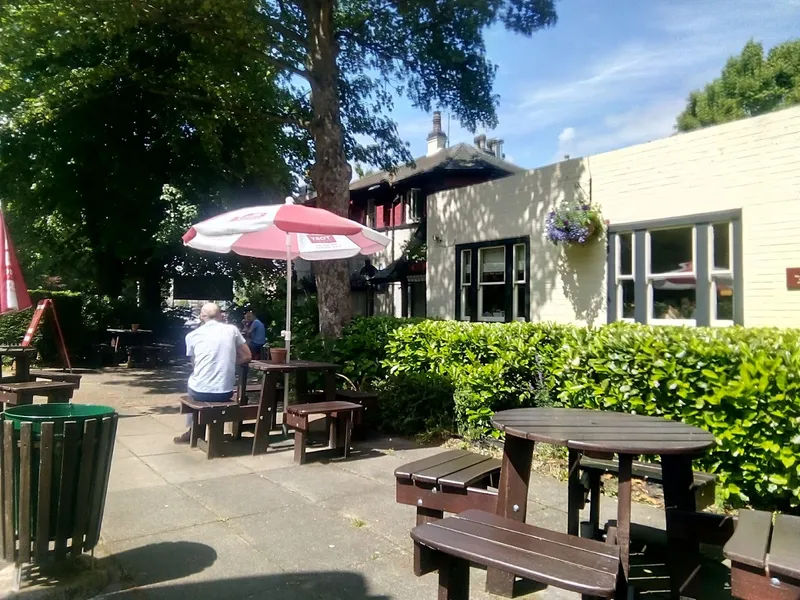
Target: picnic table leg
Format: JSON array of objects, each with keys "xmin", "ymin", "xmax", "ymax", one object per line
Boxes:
[
  {"xmin": 252, "ymin": 372, "xmax": 279, "ymax": 455},
  {"xmin": 16, "ymin": 355, "xmax": 31, "ymax": 383},
  {"xmin": 615, "ymin": 454, "xmax": 633, "ymax": 596},
  {"xmin": 662, "ymin": 454, "xmax": 700, "ymax": 599},
  {"xmin": 328, "ymin": 413, "xmax": 338, "ymax": 450},
  {"xmin": 294, "ymin": 416, "xmax": 308, "ymax": 465},
  {"xmin": 567, "ymin": 449, "xmax": 582, "ymax": 536},
  {"xmin": 342, "ymin": 412, "xmax": 354, "ymax": 458},
  {"xmin": 189, "ymin": 412, "xmax": 200, "ymax": 448},
  {"xmin": 324, "ymin": 369, "xmax": 336, "ymax": 402},
  {"xmin": 588, "ymin": 471, "xmax": 602, "ymax": 539},
  {"xmin": 485, "ymin": 435, "xmax": 534, "ymax": 597},
  {"xmin": 206, "ymin": 420, "xmax": 224, "ymax": 460}
]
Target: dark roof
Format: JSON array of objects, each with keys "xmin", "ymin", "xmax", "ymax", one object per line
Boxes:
[{"xmin": 350, "ymin": 143, "xmax": 524, "ymax": 192}]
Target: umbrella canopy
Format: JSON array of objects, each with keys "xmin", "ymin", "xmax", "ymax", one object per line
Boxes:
[
  {"xmin": 182, "ymin": 200, "xmax": 390, "ymax": 260},
  {"xmin": 0, "ymin": 210, "xmax": 31, "ymax": 314}
]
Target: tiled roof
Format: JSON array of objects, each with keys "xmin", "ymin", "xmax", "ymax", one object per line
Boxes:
[{"xmin": 350, "ymin": 143, "xmax": 524, "ymax": 192}]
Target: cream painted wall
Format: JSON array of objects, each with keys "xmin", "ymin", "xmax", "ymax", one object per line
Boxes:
[{"xmin": 428, "ymin": 105, "xmax": 800, "ymax": 327}]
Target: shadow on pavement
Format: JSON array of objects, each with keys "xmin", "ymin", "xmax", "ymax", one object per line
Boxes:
[{"xmin": 100, "ymin": 366, "xmax": 191, "ymax": 395}]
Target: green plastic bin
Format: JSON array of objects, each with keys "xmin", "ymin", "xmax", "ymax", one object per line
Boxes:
[{"xmin": 1, "ymin": 404, "xmax": 117, "ymax": 560}]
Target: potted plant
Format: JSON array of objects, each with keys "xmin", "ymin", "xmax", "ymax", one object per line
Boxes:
[
  {"xmin": 545, "ymin": 201, "xmax": 603, "ymax": 245},
  {"xmin": 269, "ymin": 339, "xmax": 287, "ymax": 364}
]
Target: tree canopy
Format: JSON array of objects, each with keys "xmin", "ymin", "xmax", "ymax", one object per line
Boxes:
[
  {"xmin": 1, "ymin": 0, "xmax": 558, "ymax": 335},
  {"xmin": 677, "ymin": 39, "xmax": 800, "ymax": 132}
]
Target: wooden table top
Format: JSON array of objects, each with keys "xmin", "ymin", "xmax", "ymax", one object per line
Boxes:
[
  {"xmin": 0, "ymin": 380, "xmax": 76, "ymax": 392},
  {"xmin": 248, "ymin": 359, "xmax": 339, "ymax": 373},
  {"xmin": 107, "ymin": 329, "xmax": 153, "ymax": 334},
  {"xmin": 492, "ymin": 408, "xmax": 715, "ymax": 455}
]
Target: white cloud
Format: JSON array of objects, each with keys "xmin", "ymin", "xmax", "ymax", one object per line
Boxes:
[{"xmin": 555, "ymin": 97, "xmax": 687, "ymax": 159}]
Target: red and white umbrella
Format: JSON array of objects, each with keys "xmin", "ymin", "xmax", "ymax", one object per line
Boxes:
[
  {"xmin": 0, "ymin": 209, "xmax": 31, "ymax": 314},
  {"xmin": 182, "ymin": 199, "xmax": 389, "ymax": 260},
  {"xmin": 183, "ymin": 197, "xmax": 390, "ymax": 406}
]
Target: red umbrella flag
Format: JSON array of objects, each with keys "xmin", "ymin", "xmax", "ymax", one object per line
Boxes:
[{"xmin": 0, "ymin": 211, "xmax": 31, "ymax": 314}]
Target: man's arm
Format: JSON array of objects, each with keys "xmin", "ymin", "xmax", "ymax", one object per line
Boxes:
[{"xmin": 236, "ymin": 342, "xmax": 252, "ymax": 365}]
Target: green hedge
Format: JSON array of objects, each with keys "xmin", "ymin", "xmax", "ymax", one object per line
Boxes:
[{"xmin": 372, "ymin": 320, "xmax": 800, "ymax": 511}]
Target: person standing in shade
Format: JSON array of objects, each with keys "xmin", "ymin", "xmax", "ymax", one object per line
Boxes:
[
  {"xmin": 174, "ymin": 303, "xmax": 251, "ymax": 444},
  {"xmin": 244, "ymin": 310, "xmax": 266, "ymax": 359}
]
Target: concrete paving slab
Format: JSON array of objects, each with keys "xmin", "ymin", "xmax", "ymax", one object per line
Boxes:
[
  {"xmin": 226, "ymin": 503, "xmax": 400, "ymax": 572},
  {"xmin": 320, "ymin": 489, "xmax": 415, "ymax": 549},
  {"xmin": 116, "ymin": 416, "xmax": 174, "ymax": 438},
  {"xmin": 180, "ymin": 473, "xmax": 308, "ymax": 519},
  {"xmin": 100, "ymin": 485, "xmax": 219, "ymax": 542},
  {"xmin": 260, "ymin": 463, "xmax": 383, "ymax": 503},
  {"xmin": 100, "ymin": 521, "xmax": 284, "ymax": 592},
  {"xmin": 145, "ymin": 413, "xmax": 188, "ymax": 433},
  {"xmin": 112, "ymin": 443, "xmax": 136, "ymax": 461},
  {"xmin": 119, "ymin": 433, "xmax": 193, "ymax": 457},
  {"xmin": 107, "ymin": 457, "xmax": 166, "ymax": 492},
  {"xmin": 139, "ymin": 451, "xmax": 250, "ymax": 485},
  {"xmin": 232, "ymin": 448, "xmax": 296, "ymax": 472}
]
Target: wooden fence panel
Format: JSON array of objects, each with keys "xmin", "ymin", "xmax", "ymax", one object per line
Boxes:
[{"xmin": 35, "ymin": 422, "xmax": 54, "ymax": 562}]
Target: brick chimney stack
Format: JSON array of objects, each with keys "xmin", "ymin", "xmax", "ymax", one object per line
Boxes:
[{"xmin": 427, "ymin": 111, "xmax": 447, "ymax": 156}]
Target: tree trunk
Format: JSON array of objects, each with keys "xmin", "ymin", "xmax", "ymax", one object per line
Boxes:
[{"xmin": 304, "ymin": 0, "xmax": 353, "ymax": 339}]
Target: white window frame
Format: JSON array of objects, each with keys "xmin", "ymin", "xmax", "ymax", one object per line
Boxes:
[
  {"xmin": 711, "ymin": 222, "xmax": 735, "ymax": 326},
  {"xmin": 405, "ymin": 189, "xmax": 423, "ymax": 223},
  {"xmin": 512, "ymin": 244, "xmax": 527, "ymax": 322},
  {"xmin": 478, "ymin": 246, "xmax": 506, "ymax": 322},
  {"xmin": 647, "ymin": 225, "xmax": 697, "ymax": 326},
  {"xmin": 615, "ymin": 233, "xmax": 635, "ymax": 323},
  {"xmin": 365, "ymin": 198, "xmax": 376, "ymax": 229},
  {"xmin": 459, "ymin": 249, "xmax": 472, "ymax": 321}
]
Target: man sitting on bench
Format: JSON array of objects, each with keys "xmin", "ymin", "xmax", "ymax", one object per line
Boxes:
[{"xmin": 174, "ymin": 303, "xmax": 251, "ymax": 444}]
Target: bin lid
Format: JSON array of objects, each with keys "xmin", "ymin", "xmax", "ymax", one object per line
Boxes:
[{"xmin": 3, "ymin": 403, "xmax": 116, "ymax": 423}]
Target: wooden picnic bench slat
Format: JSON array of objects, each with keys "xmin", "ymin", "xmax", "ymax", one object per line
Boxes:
[
  {"xmin": 412, "ymin": 509, "xmax": 619, "ymax": 597},
  {"xmin": 438, "ymin": 457, "xmax": 501, "ymax": 489},
  {"xmin": 413, "ymin": 453, "xmax": 489, "ymax": 485},
  {"xmin": 580, "ymin": 456, "xmax": 716, "ymax": 486},
  {"xmin": 723, "ymin": 509, "xmax": 773, "ymax": 570},
  {"xmin": 768, "ymin": 513, "xmax": 800, "ymax": 580},
  {"xmin": 393, "ymin": 449, "xmax": 470, "ymax": 480},
  {"xmin": 285, "ymin": 400, "xmax": 362, "ymax": 416}
]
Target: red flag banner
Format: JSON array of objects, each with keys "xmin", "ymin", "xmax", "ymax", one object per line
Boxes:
[{"xmin": 0, "ymin": 210, "xmax": 32, "ymax": 314}]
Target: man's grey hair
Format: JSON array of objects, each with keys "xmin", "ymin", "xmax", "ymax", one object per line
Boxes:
[{"xmin": 200, "ymin": 303, "xmax": 222, "ymax": 322}]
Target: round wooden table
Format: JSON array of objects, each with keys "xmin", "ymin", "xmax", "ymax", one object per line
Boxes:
[{"xmin": 488, "ymin": 407, "xmax": 715, "ymax": 598}]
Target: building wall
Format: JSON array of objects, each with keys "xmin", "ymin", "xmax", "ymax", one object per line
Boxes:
[{"xmin": 428, "ymin": 105, "xmax": 800, "ymax": 327}]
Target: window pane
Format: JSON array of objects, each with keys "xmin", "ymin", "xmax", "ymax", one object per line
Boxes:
[
  {"xmin": 479, "ymin": 247, "xmax": 505, "ymax": 283},
  {"xmin": 461, "ymin": 250, "xmax": 471, "ymax": 285},
  {"xmin": 460, "ymin": 287, "xmax": 473, "ymax": 321},
  {"xmin": 620, "ymin": 280, "xmax": 635, "ymax": 319},
  {"xmin": 714, "ymin": 275, "xmax": 734, "ymax": 320},
  {"xmin": 713, "ymin": 223, "xmax": 731, "ymax": 271},
  {"xmin": 649, "ymin": 227, "xmax": 693, "ymax": 275},
  {"xmin": 652, "ymin": 283, "xmax": 696, "ymax": 320},
  {"xmin": 514, "ymin": 283, "xmax": 526, "ymax": 320},
  {"xmin": 514, "ymin": 244, "xmax": 525, "ymax": 282},
  {"xmin": 479, "ymin": 285, "xmax": 505, "ymax": 320},
  {"xmin": 619, "ymin": 233, "xmax": 633, "ymax": 276}
]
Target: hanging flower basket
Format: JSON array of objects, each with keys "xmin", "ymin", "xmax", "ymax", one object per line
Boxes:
[{"xmin": 545, "ymin": 202, "xmax": 603, "ymax": 245}]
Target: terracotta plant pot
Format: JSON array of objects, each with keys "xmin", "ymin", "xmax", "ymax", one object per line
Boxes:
[
  {"xmin": 270, "ymin": 347, "xmax": 287, "ymax": 364},
  {"xmin": 131, "ymin": 324, "xmax": 140, "ymax": 332}
]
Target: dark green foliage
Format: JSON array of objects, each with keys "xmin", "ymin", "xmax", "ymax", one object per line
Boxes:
[
  {"xmin": 677, "ymin": 39, "xmax": 800, "ymax": 132},
  {"xmin": 380, "ymin": 320, "xmax": 800, "ymax": 510},
  {"xmin": 373, "ymin": 371, "xmax": 455, "ymax": 437}
]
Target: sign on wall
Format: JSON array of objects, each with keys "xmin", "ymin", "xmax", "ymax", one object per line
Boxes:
[
  {"xmin": 173, "ymin": 276, "xmax": 234, "ymax": 301},
  {"xmin": 786, "ymin": 268, "xmax": 800, "ymax": 291}
]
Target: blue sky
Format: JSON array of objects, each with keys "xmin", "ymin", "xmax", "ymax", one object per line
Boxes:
[{"xmin": 389, "ymin": 0, "xmax": 800, "ymax": 170}]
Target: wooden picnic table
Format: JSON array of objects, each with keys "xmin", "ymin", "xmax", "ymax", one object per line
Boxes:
[
  {"xmin": 107, "ymin": 328, "xmax": 154, "ymax": 353},
  {"xmin": 0, "ymin": 346, "xmax": 37, "ymax": 384},
  {"xmin": 488, "ymin": 407, "xmax": 715, "ymax": 599},
  {"xmin": 247, "ymin": 360, "xmax": 339, "ymax": 453}
]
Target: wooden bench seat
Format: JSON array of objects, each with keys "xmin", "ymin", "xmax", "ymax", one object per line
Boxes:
[
  {"xmin": 395, "ymin": 450, "xmax": 501, "ymax": 574},
  {"xmin": 335, "ymin": 390, "xmax": 378, "ymax": 438},
  {"xmin": 579, "ymin": 456, "xmax": 716, "ymax": 537},
  {"xmin": 179, "ymin": 395, "xmax": 266, "ymax": 459},
  {"xmin": 29, "ymin": 369, "xmax": 82, "ymax": 389},
  {"xmin": 285, "ymin": 401, "xmax": 362, "ymax": 465},
  {"xmin": 724, "ymin": 509, "xmax": 800, "ymax": 599},
  {"xmin": 0, "ymin": 380, "xmax": 76, "ymax": 408},
  {"xmin": 411, "ymin": 509, "xmax": 620, "ymax": 599}
]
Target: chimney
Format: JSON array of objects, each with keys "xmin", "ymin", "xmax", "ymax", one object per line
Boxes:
[
  {"xmin": 493, "ymin": 139, "xmax": 504, "ymax": 159},
  {"xmin": 427, "ymin": 111, "xmax": 447, "ymax": 156}
]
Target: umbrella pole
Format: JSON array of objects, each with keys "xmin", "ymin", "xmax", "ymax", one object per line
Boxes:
[{"xmin": 282, "ymin": 237, "xmax": 292, "ymax": 436}]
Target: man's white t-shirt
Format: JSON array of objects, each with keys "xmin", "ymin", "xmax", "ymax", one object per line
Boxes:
[{"xmin": 185, "ymin": 320, "xmax": 246, "ymax": 394}]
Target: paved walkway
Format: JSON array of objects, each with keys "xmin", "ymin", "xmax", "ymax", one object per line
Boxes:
[{"xmin": 24, "ymin": 368, "xmax": 729, "ymax": 599}]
